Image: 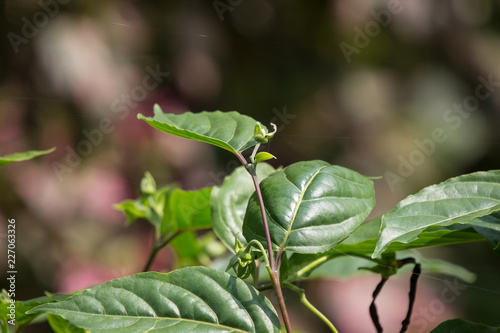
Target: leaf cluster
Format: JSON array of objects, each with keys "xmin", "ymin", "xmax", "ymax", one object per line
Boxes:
[{"xmin": 7, "ymin": 107, "xmax": 499, "ymax": 333}]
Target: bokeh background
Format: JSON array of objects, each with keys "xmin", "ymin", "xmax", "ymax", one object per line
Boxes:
[{"xmin": 1, "ymin": 1, "xmax": 500, "ymax": 332}]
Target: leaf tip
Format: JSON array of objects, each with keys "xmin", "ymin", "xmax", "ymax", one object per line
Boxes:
[{"xmin": 153, "ymin": 104, "xmax": 164, "ymax": 115}]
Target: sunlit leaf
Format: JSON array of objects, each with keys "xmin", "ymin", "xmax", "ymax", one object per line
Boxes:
[
  {"xmin": 255, "ymin": 152, "xmax": 276, "ymax": 164},
  {"xmin": 138, "ymin": 105, "xmax": 266, "ymax": 155},
  {"xmin": 29, "ymin": 267, "xmax": 280, "ymax": 333},
  {"xmin": 373, "ymin": 170, "xmax": 500, "ymax": 258},
  {"xmin": 243, "ymin": 160, "xmax": 375, "ymax": 254},
  {"xmin": 0, "ymin": 148, "xmax": 55, "ymax": 167}
]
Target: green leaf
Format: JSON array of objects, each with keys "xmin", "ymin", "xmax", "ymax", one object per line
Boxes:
[
  {"xmin": 170, "ymin": 232, "xmax": 202, "ymax": 268},
  {"xmin": 281, "ymin": 218, "xmax": 484, "ymax": 281},
  {"xmin": 470, "ymin": 211, "xmax": 500, "ymax": 254},
  {"xmin": 0, "ymin": 148, "xmax": 55, "ymax": 167},
  {"xmin": 28, "ymin": 267, "xmax": 280, "ymax": 333},
  {"xmin": 212, "ymin": 163, "xmax": 276, "ymax": 252},
  {"xmin": 162, "ymin": 187, "xmax": 212, "ymax": 235},
  {"xmin": 243, "ymin": 160, "xmax": 376, "ymax": 254},
  {"xmin": 255, "ymin": 152, "xmax": 276, "ymax": 164},
  {"xmin": 138, "ymin": 105, "xmax": 266, "ymax": 155},
  {"xmin": 430, "ymin": 319, "xmax": 500, "ymax": 332},
  {"xmin": 115, "ymin": 183, "xmax": 212, "ymax": 238},
  {"xmin": 114, "ymin": 200, "xmax": 153, "ymax": 225},
  {"xmin": 0, "ymin": 290, "xmax": 75, "ymax": 329},
  {"xmin": 373, "ymin": 170, "xmax": 500, "ymax": 258},
  {"xmin": 141, "ymin": 171, "xmax": 157, "ymax": 195},
  {"xmin": 337, "ymin": 218, "xmax": 485, "ymax": 257},
  {"xmin": 284, "ymin": 249, "xmax": 476, "ymax": 285},
  {"xmin": 48, "ymin": 314, "xmax": 87, "ymax": 333}
]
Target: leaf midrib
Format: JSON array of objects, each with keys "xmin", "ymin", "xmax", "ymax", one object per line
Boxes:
[
  {"xmin": 278, "ymin": 166, "xmax": 325, "ymax": 252},
  {"xmin": 155, "ymin": 115, "xmax": 235, "ymax": 153},
  {"xmin": 166, "ymin": 112, "xmax": 251, "ymax": 153},
  {"xmin": 37, "ymin": 309, "xmax": 250, "ymax": 333}
]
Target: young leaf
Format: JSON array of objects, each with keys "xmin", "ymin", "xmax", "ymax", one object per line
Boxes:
[
  {"xmin": 243, "ymin": 160, "xmax": 376, "ymax": 254},
  {"xmin": 138, "ymin": 105, "xmax": 267, "ymax": 155},
  {"xmin": 0, "ymin": 148, "xmax": 55, "ymax": 167},
  {"xmin": 255, "ymin": 152, "xmax": 276, "ymax": 164},
  {"xmin": 430, "ymin": 319, "xmax": 500, "ymax": 332},
  {"xmin": 141, "ymin": 171, "xmax": 157, "ymax": 195},
  {"xmin": 114, "ymin": 200, "xmax": 154, "ymax": 225},
  {"xmin": 212, "ymin": 163, "xmax": 276, "ymax": 252},
  {"xmin": 115, "ymin": 183, "xmax": 212, "ymax": 238},
  {"xmin": 373, "ymin": 170, "xmax": 500, "ymax": 258},
  {"xmin": 28, "ymin": 267, "xmax": 280, "ymax": 333}
]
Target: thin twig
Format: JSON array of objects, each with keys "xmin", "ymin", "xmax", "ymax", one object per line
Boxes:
[
  {"xmin": 398, "ymin": 258, "xmax": 421, "ymax": 333},
  {"xmin": 142, "ymin": 231, "xmax": 182, "ymax": 272},
  {"xmin": 370, "ymin": 276, "xmax": 388, "ymax": 333},
  {"xmin": 285, "ymin": 283, "xmax": 339, "ymax": 333}
]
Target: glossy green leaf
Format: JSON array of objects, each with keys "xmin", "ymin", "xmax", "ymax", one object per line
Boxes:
[
  {"xmin": 243, "ymin": 160, "xmax": 376, "ymax": 254},
  {"xmin": 255, "ymin": 152, "xmax": 276, "ymax": 164},
  {"xmin": 430, "ymin": 319, "xmax": 500, "ymax": 333},
  {"xmin": 138, "ymin": 105, "xmax": 267, "ymax": 154},
  {"xmin": 373, "ymin": 170, "xmax": 500, "ymax": 258},
  {"xmin": 281, "ymin": 218, "xmax": 484, "ymax": 281},
  {"xmin": 28, "ymin": 267, "xmax": 280, "ymax": 333},
  {"xmin": 338, "ymin": 218, "xmax": 485, "ymax": 256},
  {"xmin": 48, "ymin": 314, "xmax": 87, "ymax": 333},
  {"xmin": 212, "ymin": 163, "xmax": 276, "ymax": 252},
  {"xmin": 0, "ymin": 148, "xmax": 55, "ymax": 167}
]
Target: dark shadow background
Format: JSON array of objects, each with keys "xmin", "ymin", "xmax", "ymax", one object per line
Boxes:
[{"xmin": 0, "ymin": 1, "xmax": 499, "ymax": 332}]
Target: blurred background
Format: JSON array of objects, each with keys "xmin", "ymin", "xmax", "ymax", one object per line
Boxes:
[{"xmin": 1, "ymin": 1, "xmax": 500, "ymax": 332}]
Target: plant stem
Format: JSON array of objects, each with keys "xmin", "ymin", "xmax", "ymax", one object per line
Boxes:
[
  {"xmin": 370, "ymin": 276, "xmax": 388, "ymax": 333},
  {"xmin": 397, "ymin": 258, "xmax": 421, "ymax": 333},
  {"xmin": 143, "ymin": 231, "xmax": 182, "ymax": 272},
  {"xmin": 267, "ymin": 266, "xmax": 293, "ymax": 333},
  {"xmin": 236, "ymin": 151, "xmax": 292, "ymax": 333},
  {"xmin": 250, "ymin": 172, "xmax": 276, "ymax": 270},
  {"xmin": 285, "ymin": 283, "xmax": 339, "ymax": 333},
  {"xmin": 235, "ymin": 152, "xmax": 276, "ymax": 271}
]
